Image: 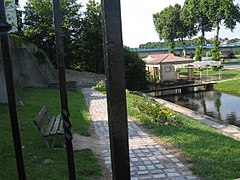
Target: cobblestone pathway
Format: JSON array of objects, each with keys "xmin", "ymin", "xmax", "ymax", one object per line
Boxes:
[{"xmin": 82, "ymin": 88, "xmax": 199, "ymax": 180}]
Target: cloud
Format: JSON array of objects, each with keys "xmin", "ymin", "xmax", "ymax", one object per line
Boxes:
[{"xmin": 121, "ymin": 0, "xmax": 185, "ymax": 47}]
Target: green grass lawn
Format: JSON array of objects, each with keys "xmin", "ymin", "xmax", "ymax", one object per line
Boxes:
[
  {"xmin": 223, "ymin": 61, "xmax": 240, "ymax": 65},
  {"xmin": 127, "ymin": 92, "xmax": 240, "ymax": 180},
  {"xmin": 180, "ymin": 68, "xmax": 240, "ymax": 80},
  {"xmin": 214, "ymin": 79, "xmax": 240, "ymax": 95},
  {"xmin": 179, "ymin": 68, "xmax": 240, "ymax": 95},
  {"xmin": 0, "ymin": 88, "xmax": 102, "ymax": 179}
]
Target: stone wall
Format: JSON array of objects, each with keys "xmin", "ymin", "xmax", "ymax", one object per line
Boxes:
[
  {"xmin": 0, "ymin": 35, "xmax": 105, "ymax": 103},
  {"xmin": 0, "ymin": 35, "xmax": 58, "ymax": 103},
  {"xmin": 65, "ymin": 70, "xmax": 105, "ymax": 87}
]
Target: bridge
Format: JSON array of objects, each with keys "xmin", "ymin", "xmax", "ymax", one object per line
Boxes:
[
  {"xmin": 133, "ymin": 44, "xmax": 240, "ymax": 58},
  {"xmin": 142, "ymin": 82, "xmax": 217, "ymax": 93}
]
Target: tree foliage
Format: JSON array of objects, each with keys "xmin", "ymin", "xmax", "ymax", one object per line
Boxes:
[
  {"xmin": 207, "ymin": 0, "xmax": 240, "ymax": 40},
  {"xmin": 211, "ymin": 37, "xmax": 221, "ymax": 61},
  {"xmin": 22, "ymin": 0, "xmax": 104, "ymax": 73},
  {"xmin": 194, "ymin": 36, "xmax": 203, "ymax": 61},
  {"xmin": 153, "ymin": 4, "xmax": 183, "ymax": 53},
  {"xmin": 80, "ymin": 0, "xmax": 104, "ymax": 73},
  {"xmin": 181, "ymin": 0, "xmax": 213, "ymax": 61},
  {"xmin": 124, "ymin": 47, "xmax": 148, "ymax": 91},
  {"xmin": 23, "ymin": 0, "xmax": 82, "ymax": 67},
  {"xmin": 22, "ymin": 0, "xmax": 149, "ymax": 88},
  {"xmin": 138, "ymin": 38, "xmax": 211, "ymax": 49},
  {"xmin": 181, "ymin": 0, "xmax": 213, "ymax": 39}
]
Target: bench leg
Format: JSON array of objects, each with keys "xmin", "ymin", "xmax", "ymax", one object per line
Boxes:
[
  {"xmin": 51, "ymin": 136, "xmax": 57, "ymax": 148},
  {"xmin": 41, "ymin": 136, "xmax": 50, "ymax": 148}
]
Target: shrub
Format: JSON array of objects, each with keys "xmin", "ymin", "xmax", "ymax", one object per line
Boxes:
[
  {"xmin": 228, "ymin": 51, "xmax": 235, "ymax": 59},
  {"xmin": 124, "ymin": 47, "xmax": 149, "ymax": 91},
  {"xmin": 133, "ymin": 97, "xmax": 182, "ymax": 126}
]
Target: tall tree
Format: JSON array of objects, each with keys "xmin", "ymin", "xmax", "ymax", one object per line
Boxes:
[
  {"xmin": 194, "ymin": 36, "xmax": 203, "ymax": 61},
  {"xmin": 80, "ymin": 0, "xmax": 104, "ymax": 73},
  {"xmin": 207, "ymin": 0, "xmax": 240, "ymax": 61},
  {"xmin": 181, "ymin": 0, "xmax": 213, "ymax": 61},
  {"xmin": 182, "ymin": 0, "xmax": 213, "ymax": 40},
  {"xmin": 153, "ymin": 4, "xmax": 196, "ymax": 54},
  {"xmin": 153, "ymin": 4, "xmax": 182, "ymax": 53},
  {"xmin": 179, "ymin": 3, "xmax": 197, "ymax": 56},
  {"xmin": 23, "ymin": 0, "xmax": 83, "ymax": 67},
  {"xmin": 211, "ymin": 37, "xmax": 221, "ymax": 61},
  {"xmin": 208, "ymin": 0, "xmax": 240, "ymax": 40}
]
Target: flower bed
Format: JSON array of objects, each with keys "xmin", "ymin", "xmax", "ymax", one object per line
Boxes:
[{"xmin": 133, "ymin": 97, "xmax": 182, "ymax": 126}]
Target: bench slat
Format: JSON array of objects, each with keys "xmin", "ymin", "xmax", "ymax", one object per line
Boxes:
[
  {"xmin": 34, "ymin": 106, "xmax": 64, "ymax": 148},
  {"xmin": 50, "ymin": 114, "xmax": 62, "ymax": 135},
  {"xmin": 44, "ymin": 116, "xmax": 56, "ymax": 136},
  {"xmin": 34, "ymin": 106, "xmax": 49, "ymax": 128},
  {"xmin": 59, "ymin": 118, "xmax": 64, "ymax": 134}
]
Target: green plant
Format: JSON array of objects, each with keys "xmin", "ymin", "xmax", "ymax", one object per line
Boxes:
[
  {"xmin": 227, "ymin": 51, "xmax": 236, "ymax": 58},
  {"xmin": 133, "ymin": 97, "xmax": 181, "ymax": 126},
  {"xmin": 127, "ymin": 93, "xmax": 240, "ymax": 179},
  {"xmin": 10, "ymin": 34, "xmax": 24, "ymax": 48},
  {"xmin": 124, "ymin": 47, "xmax": 149, "ymax": 90},
  {"xmin": 211, "ymin": 37, "xmax": 221, "ymax": 61},
  {"xmin": 194, "ymin": 36, "xmax": 203, "ymax": 61},
  {"xmin": 92, "ymin": 81, "xmax": 106, "ymax": 94},
  {"xmin": 205, "ymin": 51, "xmax": 212, "ymax": 57},
  {"xmin": 96, "ymin": 80, "xmax": 105, "ymax": 88}
]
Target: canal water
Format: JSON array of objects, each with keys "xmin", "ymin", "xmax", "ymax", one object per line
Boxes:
[{"xmin": 161, "ymin": 90, "xmax": 240, "ymax": 127}]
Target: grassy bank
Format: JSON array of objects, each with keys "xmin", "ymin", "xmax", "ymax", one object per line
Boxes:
[
  {"xmin": 0, "ymin": 88, "xmax": 102, "ymax": 179},
  {"xmin": 179, "ymin": 68, "xmax": 240, "ymax": 95},
  {"xmin": 214, "ymin": 79, "xmax": 240, "ymax": 95},
  {"xmin": 127, "ymin": 93, "xmax": 240, "ymax": 179}
]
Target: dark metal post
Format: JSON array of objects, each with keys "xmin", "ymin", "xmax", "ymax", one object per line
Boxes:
[
  {"xmin": 0, "ymin": 0, "xmax": 26, "ymax": 179},
  {"xmin": 52, "ymin": 0, "xmax": 76, "ymax": 179},
  {"xmin": 101, "ymin": 0, "xmax": 130, "ymax": 179}
]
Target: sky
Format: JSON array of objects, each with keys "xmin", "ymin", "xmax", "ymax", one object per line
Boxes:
[{"xmin": 19, "ymin": 0, "xmax": 240, "ymax": 48}]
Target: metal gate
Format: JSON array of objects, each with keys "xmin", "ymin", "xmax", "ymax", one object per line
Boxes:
[{"xmin": 0, "ymin": 0, "xmax": 130, "ymax": 179}]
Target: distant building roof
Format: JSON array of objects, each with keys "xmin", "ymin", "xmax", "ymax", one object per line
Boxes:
[{"xmin": 144, "ymin": 54, "xmax": 193, "ymax": 65}]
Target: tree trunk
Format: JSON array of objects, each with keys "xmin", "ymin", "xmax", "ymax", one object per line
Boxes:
[
  {"xmin": 201, "ymin": 30, "xmax": 205, "ymax": 45},
  {"xmin": 216, "ymin": 25, "xmax": 220, "ymax": 40},
  {"xmin": 199, "ymin": 30, "xmax": 205, "ymax": 61},
  {"xmin": 181, "ymin": 37, "xmax": 186, "ymax": 57}
]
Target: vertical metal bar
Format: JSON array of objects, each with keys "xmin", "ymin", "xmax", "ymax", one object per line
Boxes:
[
  {"xmin": 0, "ymin": 0, "xmax": 26, "ymax": 179},
  {"xmin": 52, "ymin": 0, "xmax": 76, "ymax": 179},
  {"xmin": 101, "ymin": 0, "xmax": 130, "ymax": 179}
]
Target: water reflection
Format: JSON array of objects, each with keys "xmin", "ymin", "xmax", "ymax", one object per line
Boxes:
[{"xmin": 161, "ymin": 90, "xmax": 240, "ymax": 127}]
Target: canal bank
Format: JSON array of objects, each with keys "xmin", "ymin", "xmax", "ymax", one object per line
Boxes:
[{"xmin": 153, "ymin": 97, "xmax": 240, "ymax": 141}]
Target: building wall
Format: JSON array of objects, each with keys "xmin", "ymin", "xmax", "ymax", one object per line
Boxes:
[
  {"xmin": 146, "ymin": 64, "xmax": 160, "ymax": 79},
  {"xmin": 160, "ymin": 63, "xmax": 177, "ymax": 81},
  {"xmin": 147, "ymin": 63, "xmax": 180, "ymax": 81}
]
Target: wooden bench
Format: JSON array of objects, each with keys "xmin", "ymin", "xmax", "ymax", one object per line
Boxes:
[{"xmin": 34, "ymin": 106, "xmax": 64, "ymax": 148}]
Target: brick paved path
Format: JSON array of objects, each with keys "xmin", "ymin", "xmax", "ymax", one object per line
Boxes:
[{"xmin": 82, "ymin": 88, "xmax": 198, "ymax": 180}]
